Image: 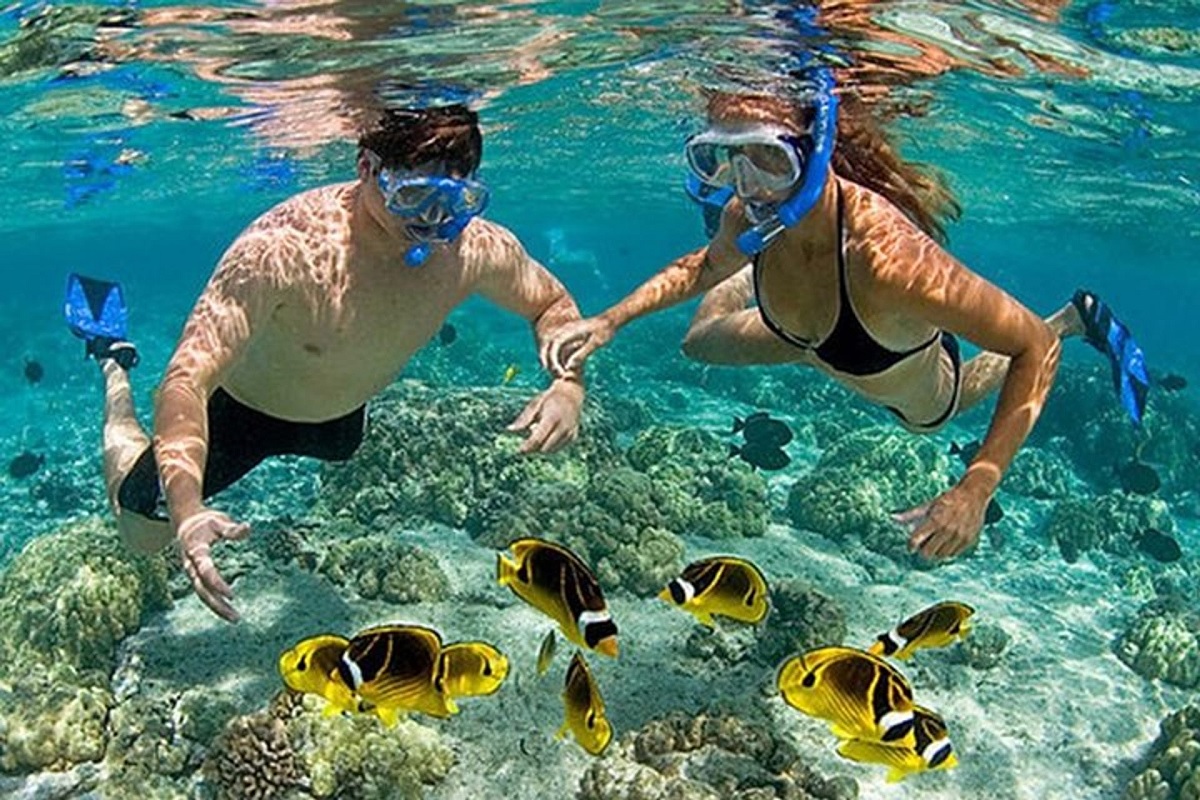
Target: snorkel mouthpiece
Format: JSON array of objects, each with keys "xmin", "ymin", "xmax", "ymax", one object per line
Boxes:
[
  {"xmin": 404, "ymin": 242, "xmax": 431, "ymax": 267},
  {"xmin": 736, "ymin": 68, "xmax": 838, "ymax": 256}
]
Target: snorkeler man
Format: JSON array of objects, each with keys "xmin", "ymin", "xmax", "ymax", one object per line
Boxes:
[
  {"xmin": 72, "ymin": 105, "xmax": 586, "ymax": 622},
  {"xmin": 545, "ymin": 73, "xmax": 1149, "ymax": 561}
]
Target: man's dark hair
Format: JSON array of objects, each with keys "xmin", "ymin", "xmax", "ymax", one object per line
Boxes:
[{"xmin": 358, "ymin": 105, "xmax": 482, "ymax": 175}]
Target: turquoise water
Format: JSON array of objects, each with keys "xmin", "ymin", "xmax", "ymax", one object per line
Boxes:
[{"xmin": 2, "ymin": 1, "xmax": 1200, "ymax": 798}]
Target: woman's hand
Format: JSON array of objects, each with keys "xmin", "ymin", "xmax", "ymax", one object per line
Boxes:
[
  {"xmin": 542, "ymin": 316, "xmax": 615, "ymax": 377},
  {"xmin": 893, "ymin": 484, "xmax": 987, "ymax": 559}
]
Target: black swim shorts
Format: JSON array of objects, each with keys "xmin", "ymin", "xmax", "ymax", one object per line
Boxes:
[{"xmin": 117, "ymin": 387, "xmax": 366, "ymax": 520}]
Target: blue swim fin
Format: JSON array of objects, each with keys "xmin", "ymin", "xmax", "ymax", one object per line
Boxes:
[
  {"xmin": 64, "ymin": 273, "xmax": 138, "ymax": 368},
  {"xmin": 1073, "ymin": 289, "xmax": 1149, "ymax": 425}
]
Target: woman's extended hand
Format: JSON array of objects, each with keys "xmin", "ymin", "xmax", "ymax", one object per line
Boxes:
[
  {"xmin": 893, "ymin": 484, "xmax": 987, "ymax": 560},
  {"xmin": 542, "ymin": 316, "xmax": 615, "ymax": 377}
]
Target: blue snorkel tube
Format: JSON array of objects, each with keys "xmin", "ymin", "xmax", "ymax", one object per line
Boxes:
[{"xmin": 736, "ymin": 67, "xmax": 839, "ymax": 257}]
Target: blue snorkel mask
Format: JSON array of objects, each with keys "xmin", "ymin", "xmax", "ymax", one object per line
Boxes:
[
  {"xmin": 684, "ymin": 68, "xmax": 838, "ymax": 256},
  {"xmin": 366, "ymin": 150, "xmax": 490, "ymax": 267}
]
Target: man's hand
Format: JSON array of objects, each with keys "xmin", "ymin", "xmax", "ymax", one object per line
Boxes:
[
  {"xmin": 176, "ymin": 508, "xmax": 251, "ymax": 622},
  {"xmin": 507, "ymin": 380, "xmax": 583, "ymax": 454},
  {"xmin": 893, "ymin": 483, "xmax": 987, "ymax": 560},
  {"xmin": 542, "ymin": 316, "xmax": 615, "ymax": 377}
]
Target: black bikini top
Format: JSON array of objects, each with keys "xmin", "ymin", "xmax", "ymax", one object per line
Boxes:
[{"xmin": 753, "ymin": 183, "xmax": 941, "ymax": 377}]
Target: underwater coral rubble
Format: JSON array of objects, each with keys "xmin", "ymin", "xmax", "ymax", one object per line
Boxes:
[
  {"xmin": 1123, "ymin": 705, "xmax": 1200, "ymax": 800},
  {"xmin": 577, "ymin": 710, "xmax": 858, "ymax": 800},
  {"xmin": 786, "ymin": 425, "xmax": 951, "ymax": 561},
  {"xmin": 319, "ymin": 382, "xmax": 769, "ymax": 595}
]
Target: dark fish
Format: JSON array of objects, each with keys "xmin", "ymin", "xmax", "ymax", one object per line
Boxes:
[
  {"xmin": 1057, "ymin": 536, "xmax": 1079, "ymax": 564},
  {"xmin": 23, "ymin": 359, "xmax": 43, "ymax": 385},
  {"xmin": 1157, "ymin": 373, "xmax": 1187, "ymax": 392},
  {"xmin": 1117, "ymin": 459, "xmax": 1160, "ymax": 495},
  {"xmin": 729, "ymin": 441, "xmax": 790, "ymax": 471},
  {"xmin": 732, "ymin": 411, "xmax": 793, "ymax": 448},
  {"xmin": 984, "ymin": 498, "xmax": 1004, "ymax": 526},
  {"xmin": 8, "ymin": 451, "xmax": 44, "ymax": 479},
  {"xmin": 1135, "ymin": 529, "xmax": 1182, "ymax": 563},
  {"xmin": 948, "ymin": 440, "xmax": 981, "ymax": 465},
  {"xmin": 439, "ymin": 323, "xmax": 457, "ymax": 346}
]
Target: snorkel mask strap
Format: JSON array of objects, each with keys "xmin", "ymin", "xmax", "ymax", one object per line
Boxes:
[
  {"xmin": 685, "ymin": 174, "xmax": 735, "ymax": 239},
  {"xmin": 736, "ymin": 68, "xmax": 839, "ymax": 256}
]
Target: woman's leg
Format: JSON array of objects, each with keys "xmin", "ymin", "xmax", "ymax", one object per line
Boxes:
[
  {"xmin": 957, "ymin": 301, "xmax": 1083, "ymax": 412},
  {"xmin": 682, "ymin": 266, "xmax": 806, "ymax": 366}
]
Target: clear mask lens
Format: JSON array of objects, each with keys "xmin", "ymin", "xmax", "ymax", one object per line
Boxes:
[{"xmin": 685, "ymin": 130, "xmax": 805, "ymax": 195}]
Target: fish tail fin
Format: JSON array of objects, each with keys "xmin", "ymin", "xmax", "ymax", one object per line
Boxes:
[{"xmin": 497, "ymin": 553, "xmax": 517, "ymax": 586}]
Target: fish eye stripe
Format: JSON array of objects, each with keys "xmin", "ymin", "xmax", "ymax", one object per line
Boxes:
[
  {"xmin": 668, "ymin": 579, "xmax": 693, "ymax": 605},
  {"xmin": 924, "ymin": 739, "xmax": 952, "ymax": 767},
  {"xmin": 879, "ymin": 709, "xmax": 915, "ymax": 742}
]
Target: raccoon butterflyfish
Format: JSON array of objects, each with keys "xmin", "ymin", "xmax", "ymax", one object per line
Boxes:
[
  {"xmin": 777, "ymin": 646, "xmax": 916, "ymax": 746},
  {"xmin": 868, "ymin": 601, "xmax": 975, "ymax": 660},
  {"xmin": 836, "ymin": 705, "xmax": 958, "ymax": 783},
  {"xmin": 437, "ymin": 641, "xmax": 509, "ymax": 703},
  {"xmin": 338, "ymin": 624, "xmax": 455, "ymax": 725},
  {"xmin": 537, "ymin": 629, "xmax": 557, "ymax": 676},
  {"xmin": 497, "ymin": 538, "xmax": 619, "ymax": 658},
  {"xmin": 278, "ymin": 634, "xmax": 360, "ymax": 716},
  {"xmin": 659, "ymin": 556, "xmax": 769, "ymax": 627},
  {"xmin": 558, "ymin": 651, "xmax": 612, "ymax": 756}
]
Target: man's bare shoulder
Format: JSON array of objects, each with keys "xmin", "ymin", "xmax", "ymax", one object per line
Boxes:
[
  {"xmin": 240, "ymin": 182, "xmax": 356, "ymax": 240},
  {"xmin": 458, "ymin": 217, "xmax": 528, "ymax": 274},
  {"xmin": 215, "ymin": 182, "xmax": 357, "ymax": 280}
]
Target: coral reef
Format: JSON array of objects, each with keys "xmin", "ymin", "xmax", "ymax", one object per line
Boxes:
[
  {"xmin": 578, "ymin": 710, "xmax": 857, "ymax": 800},
  {"xmin": 319, "ymin": 382, "xmax": 622, "ymax": 530},
  {"xmin": 1123, "ymin": 705, "xmax": 1200, "ymax": 800},
  {"xmin": 1115, "ymin": 598, "xmax": 1200, "ymax": 689},
  {"xmin": 1035, "ymin": 365, "xmax": 1200, "ymax": 498},
  {"xmin": 320, "ymin": 385, "xmax": 767, "ymax": 595},
  {"xmin": 954, "ymin": 622, "xmax": 1010, "ymax": 670},
  {"xmin": 0, "ymin": 517, "xmax": 171, "ymax": 677},
  {"xmin": 787, "ymin": 426, "xmax": 950, "ymax": 560},
  {"xmin": 204, "ymin": 699, "xmax": 305, "ymax": 800},
  {"xmin": 203, "ymin": 692, "xmax": 454, "ymax": 800},
  {"xmin": 1045, "ymin": 492, "xmax": 1174, "ymax": 563},
  {"xmin": 753, "ymin": 580, "xmax": 848, "ymax": 667},
  {"xmin": 318, "ymin": 534, "xmax": 451, "ymax": 604},
  {"xmin": 1001, "ymin": 445, "xmax": 1077, "ymax": 500},
  {"xmin": 0, "ymin": 664, "xmax": 112, "ymax": 771}
]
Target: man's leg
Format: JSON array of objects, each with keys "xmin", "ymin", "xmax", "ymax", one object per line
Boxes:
[
  {"xmin": 100, "ymin": 359, "xmax": 172, "ymax": 552},
  {"xmin": 957, "ymin": 301, "xmax": 1083, "ymax": 413},
  {"xmin": 681, "ymin": 266, "xmax": 807, "ymax": 366}
]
